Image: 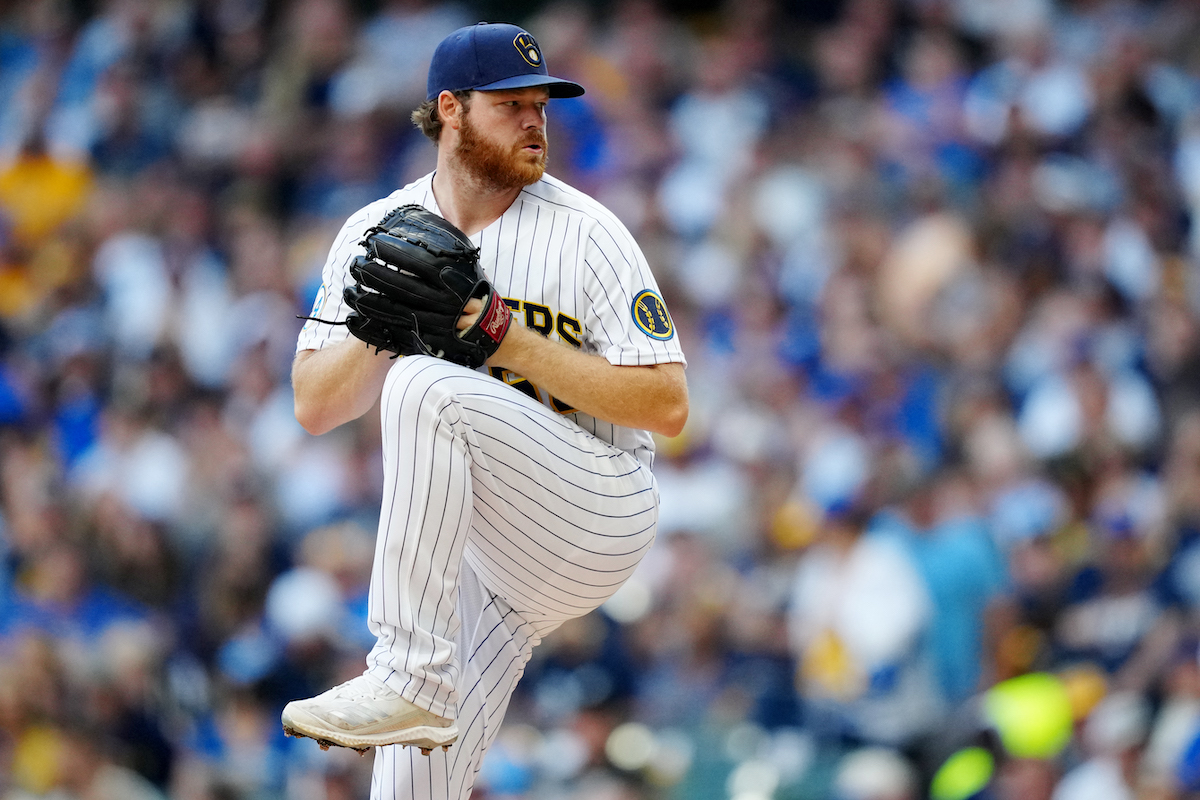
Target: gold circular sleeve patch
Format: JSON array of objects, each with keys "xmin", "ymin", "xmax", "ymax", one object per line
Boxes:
[{"xmin": 632, "ymin": 290, "xmax": 674, "ymax": 340}]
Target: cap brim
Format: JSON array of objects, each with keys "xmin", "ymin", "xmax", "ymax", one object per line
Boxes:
[{"xmin": 473, "ymin": 74, "xmax": 585, "ymax": 98}]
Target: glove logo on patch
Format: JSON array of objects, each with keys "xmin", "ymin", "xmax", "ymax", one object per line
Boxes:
[
  {"xmin": 513, "ymin": 32, "xmax": 542, "ymax": 67},
  {"xmin": 632, "ymin": 290, "xmax": 674, "ymax": 340}
]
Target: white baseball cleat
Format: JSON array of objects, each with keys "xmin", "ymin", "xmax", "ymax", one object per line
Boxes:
[{"xmin": 282, "ymin": 672, "xmax": 458, "ymax": 755}]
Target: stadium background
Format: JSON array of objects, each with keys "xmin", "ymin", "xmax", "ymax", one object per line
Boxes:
[{"xmin": 1, "ymin": 0, "xmax": 1200, "ymax": 798}]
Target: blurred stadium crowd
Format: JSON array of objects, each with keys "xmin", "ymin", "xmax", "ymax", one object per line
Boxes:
[{"xmin": 1, "ymin": 0, "xmax": 1200, "ymax": 798}]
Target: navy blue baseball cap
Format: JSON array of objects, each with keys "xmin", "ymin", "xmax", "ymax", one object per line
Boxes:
[{"xmin": 426, "ymin": 23, "xmax": 585, "ymax": 101}]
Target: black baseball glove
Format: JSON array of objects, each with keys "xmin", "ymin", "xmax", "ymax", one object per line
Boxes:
[{"xmin": 338, "ymin": 205, "xmax": 512, "ymax": 369}]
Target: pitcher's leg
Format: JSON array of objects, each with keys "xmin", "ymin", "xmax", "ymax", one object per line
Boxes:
[
  {"xmin": 285, "ymin": 356, "xmax": 657, "ymax": 755},
  {"xmin": 456, "ymin": 389, "xmax": 659, "ymax": 622},
  {"xmin": 367, "ymin": 355, "xmax": 657, "ymax": 706},
  {"xmin": 280, "ymin": 358, "xmax": 473, "ymax": 752},
  {"xmin": 371, "ymin": 564, "xmax": 544, "ymax": 800},
  {"xmin": 366, "ymin": 357, "xmax": 493, "ymax": 715}
]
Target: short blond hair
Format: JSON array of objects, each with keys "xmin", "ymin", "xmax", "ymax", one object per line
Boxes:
[{"xmin": 411, "ymin": 90, "xmax": 473, "ymax": 144}]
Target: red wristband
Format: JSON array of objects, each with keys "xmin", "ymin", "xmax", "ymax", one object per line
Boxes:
[{"xmin": 477, "ymin": 290, "xmax": 512, "ymax": 344}]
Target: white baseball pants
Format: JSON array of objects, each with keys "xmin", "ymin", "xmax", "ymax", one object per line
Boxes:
[{"xmin": 364, "ymin": 355, "xmax": 658, "ymax": 800}]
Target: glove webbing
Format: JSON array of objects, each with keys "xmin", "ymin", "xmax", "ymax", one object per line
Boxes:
[{"xmin": 363, "ymin": 205, "xmax": 480, "ymax": 261}]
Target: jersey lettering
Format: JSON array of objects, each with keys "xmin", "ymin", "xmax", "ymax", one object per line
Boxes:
[
  {"xmin": 490, "ymin": 367, "xmax": 542, "ymax": 403},
  {"xmin": 493, "ymin": 298, "xmax": 581, "ymax": 415},
  {"xmin": 556, "ymin": 315, "xmax": 582, "ymax": 348},
  {"xmin": 551, "ymin": 396, "xmax": 578, "ymax": 414},
  {"xmin": 523, "ymin": 302, "xmax": 553, "ymax": 336}
]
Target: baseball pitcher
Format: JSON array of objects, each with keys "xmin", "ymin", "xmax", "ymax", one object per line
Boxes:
[{"xmin": 283, "ymin": 22, "xmax": 688, "ymax": 800}]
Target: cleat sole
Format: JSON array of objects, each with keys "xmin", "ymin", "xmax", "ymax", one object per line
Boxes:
[
  {"xmin": 281, "ymin": 701, "xmax": 457, "ymax": 753},
  {"xmin": 281, "ymin": 721, "xmax": 457, "ymax": 753}
]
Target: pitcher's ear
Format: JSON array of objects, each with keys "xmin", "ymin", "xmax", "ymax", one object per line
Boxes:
[{"xmin": 438, "ymin": 91, "xmax": 469, "ymax": 130}]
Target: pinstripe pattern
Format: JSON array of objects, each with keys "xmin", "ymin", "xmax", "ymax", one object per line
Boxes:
[
  {"xmin": 364, "ymin": 356, "xmax": 657, "ymax": 798},
  {"xmin": 297, "ymin": 171, "xmax": 681, "ymax": 799},
  {"xmin": 371, "ymin": 564, "xmax": 544, "ymax": 800}
]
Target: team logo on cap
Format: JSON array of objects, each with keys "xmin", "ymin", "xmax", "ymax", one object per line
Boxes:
[{"xmin": 514, "ymin": 32, "xmax": 542, "ymax": 67}]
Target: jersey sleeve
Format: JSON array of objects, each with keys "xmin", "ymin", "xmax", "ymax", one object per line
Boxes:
[
  {"xmin": 580, "ymin": 217, "xmax": 687, "ymax": 368},
  {"xmin": 295, "ymin": 200, "xmax": 393, "ymax": 353}
]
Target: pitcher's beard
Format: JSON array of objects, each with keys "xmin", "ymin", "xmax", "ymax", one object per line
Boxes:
[{"xmin": 456, "ymin": 115, "xmax": 547, "ymax": 192}]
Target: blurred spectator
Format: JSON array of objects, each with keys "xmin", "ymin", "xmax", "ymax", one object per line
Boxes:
[
  {"xmin": 657, "ymin": 31, "xmax": 772, "ymax": 240},
  {"xmin": 0, "ymin": 133, "xmax": 92, "ymax": 251},
  {"xmin": 1052, "ymin": 466, "xmax": 1178, "ymax": 686},
  {"xmin": 329, "ymin": 0, "xmax": 469, "ymax": 120},
  {"xmin": 1052, "ymin": 690, "xmax": 1151, "ymax": 800},
  {"xmin": 787, "ymin": 498, "xmax": 942, "ymax": 750},
  {"xmin": 880, "ymin": 467, "xmax": 1012, "ymax": 705},
  {"xmin": 832, "ymin": 745, "xmax": 920, "ymax": 800}
]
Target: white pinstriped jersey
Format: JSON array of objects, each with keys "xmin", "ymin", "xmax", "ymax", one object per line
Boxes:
[{"xmin": 298, "ymin": 171, "xmax": 687, "ymax": 466}]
